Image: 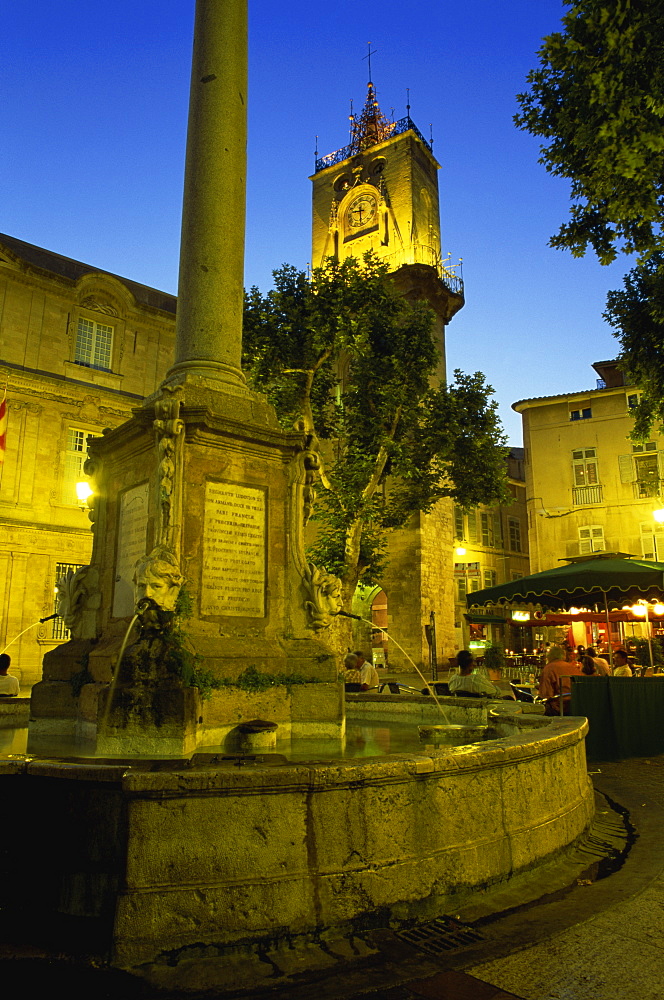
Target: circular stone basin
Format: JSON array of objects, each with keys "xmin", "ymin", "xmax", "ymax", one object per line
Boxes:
[
  {"xmin": 236, "ymin": 719, "xmax": 278, "ymax": 752},
  {"xmin": 418, "ymin": 724, "xmax": 493, "ymax": 745}
]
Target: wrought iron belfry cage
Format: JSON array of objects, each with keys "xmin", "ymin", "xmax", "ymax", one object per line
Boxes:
[{"xmin": 315, "ymin": 114, "xmax": 432, "ymax": 173}]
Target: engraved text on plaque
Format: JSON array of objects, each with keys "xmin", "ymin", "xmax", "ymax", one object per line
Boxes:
[
  {"xmin": 113, "ymin": 481, "xmax": 149, "ymax": 618},
  {"xmin": 202, "ymin": 481, "xmax": 266, "ymax": 617}
]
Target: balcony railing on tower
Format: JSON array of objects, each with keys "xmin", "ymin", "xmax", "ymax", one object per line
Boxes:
[{"xmin": 315, "ymin": 116, "xmax": 432, "ymax": 173}]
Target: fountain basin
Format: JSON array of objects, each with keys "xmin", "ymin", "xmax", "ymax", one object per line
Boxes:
[{"xmin": 1, "ymin": 713, "xmax": 592, "ymax": 992}]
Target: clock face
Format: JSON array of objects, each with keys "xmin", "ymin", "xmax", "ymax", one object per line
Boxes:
[{"xmin": 346, "ymin": 193, "xmax": 378, "ymax": 230}]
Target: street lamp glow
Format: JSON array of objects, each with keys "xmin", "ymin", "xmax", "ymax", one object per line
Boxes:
[
  {"xmin": 654, "ymin": 508, "xmax": 664, "ymax": 524},
  {"xmin": 76, "ymin": 481, "xmax": 93, "ymax": 509},
  {"xmin": 631, "ymin": 602, "xmax": 649, "ymax": 617},
  {"xmin": 654, "ymin": 603, "xmax": 664, "ymax": 616},
  {"xmin": 455, "ymin": 546, "xmax": 467, "ymax": 556}
]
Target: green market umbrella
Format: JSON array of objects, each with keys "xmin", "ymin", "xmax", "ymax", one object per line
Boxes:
[{"xmin": 466, "ymin": 554, "xmax": 664, "ymax": 667}]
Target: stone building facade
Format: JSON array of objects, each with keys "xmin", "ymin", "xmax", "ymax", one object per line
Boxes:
[
  {"xmin": 514, "ymin": 360, "xmax": 664, "ymax": 573},
  {"xmin": 0, "ymin": 234, "xmax": 175, "ymax": 686}
]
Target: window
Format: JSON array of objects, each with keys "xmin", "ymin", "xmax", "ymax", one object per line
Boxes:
[
  {"xmin": 508, "ymin": 517, "xmax": 522, "ymax": 552},
  {"xmin": 457, "ymin": 578, "xmax": 467, "ymax": 602},
  {"xmin": 632, "ymin": 442, "xmax": 657, "ymax": 453},
  {"xmin": 579, "ymin": 525, "xmax": 605, "ymax": 554},
  {"xmin": 572, "ymin": 449, "xmax": 598, "ymax": 487},
  {"xmin": 75, "ymin": 316, "xmax": 113, "ymax": 370},
  {"xmin": 627, "ymin": 393, "xmax": 640, "ymax": 409},
  {"xmin": 570, "ymin": 407, "xmax": 592, "ymax": 421},
  {"xmin": 634, "ymin": 454, "xmax": 659, "ymax": 498},
  {"xmin": 469, "ymin": 579, "xmax": 480, "ymax": 593},
  {"xmin": 62, "ymin": 427, "xmax": 98, "ymax": 504},
  {"xmin": 484, "ymin": 569, "xmax": 497, "ymax": 589},
  {"xmin": 467, "ymin": 510, "xmax": 478, "ymax": 544},
  {"xmin": 454, "ymin": 506, "xmax": 465, "ymax": 541},
  {"xmin": 511, "ymin": 572, "xmax": 524, "ymax": 581},
  {"xmin": 640, "ymin": 523, "xmax": 664, "ymax": 561},
  {"xmin": 480, "ymin": 512, "xmax": 494, "ymax": 547},
  {"xmin": 52, "ymin": 562, "xmax": 85, "ymax": 640}
]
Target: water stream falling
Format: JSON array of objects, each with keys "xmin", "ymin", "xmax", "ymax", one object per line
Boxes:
[
  {"xmin": 99, "ymin": 613, "xmax": 139, "ymax": 731},
  {"xmin": 358, "ymin": 616, "xmax": 451, "ymax": 724}
]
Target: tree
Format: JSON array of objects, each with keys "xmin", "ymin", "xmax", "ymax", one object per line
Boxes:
[
  {"xmin": 515, "ymin": 0, "xmax": 664, "ymax": 265},
  {"xmin": 516, "ymin": 1, "xmax": 664, "ymax": 435},
  {"xmin": 242, "ymin": 254, "xmax": 509, "ymax": 600}
]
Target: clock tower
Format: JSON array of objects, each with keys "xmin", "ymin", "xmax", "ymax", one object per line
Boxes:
[
  {"xmin": 310, "ymin": 79, "xmax": 464, "ymax": 672},
  {"xmin": 311, "ymin": 80, "xmax": 464, "ymax": 377}
]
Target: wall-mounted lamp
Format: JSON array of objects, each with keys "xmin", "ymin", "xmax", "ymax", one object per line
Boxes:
[
  {"xmin": 455, "ymin": 546, "xmax": 467, "ymax": 556},
  {"xmin": 75, "ymin": 481, "xmax": 93, "ymax": 511}
]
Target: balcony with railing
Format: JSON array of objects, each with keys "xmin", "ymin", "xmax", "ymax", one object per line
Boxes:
[
  {"xmin": 572, "ymin": 484, "xmax": 604, "ymax": 505},
  {"xmin": 381, "ymin": 245, "xmax": 464, "ymax": 298},
  {"xmin": 315, "ymin": 115, "xmax": 432, "ymax": 173},
  {"xmin": 635, "ymin": 478, "xmax": 661, "ymax": 499}
]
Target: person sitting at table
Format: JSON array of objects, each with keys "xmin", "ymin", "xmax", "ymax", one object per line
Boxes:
[
  {"xmin": 586, "ymin": 646, "xmax": 611, "ymax": 675},
  {"xmin": 581, "ymin": 654, "xmax": 600, "ymax": 676},
  {"xmin": 538, "ymin": 645, "xmax": 582, "ymax": 715},
  {"xmin": 448, "ymin": 650, "xmax": 502, "ymax": 698},
  {"xmin": 612, "ymin": 649, "xmax": 633, "ymax": 677}
]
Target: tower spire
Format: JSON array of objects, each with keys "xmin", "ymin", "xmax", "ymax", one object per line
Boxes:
[{"xmin": 350, "ymin": 45, "xmax": 394, "ymax": 153}]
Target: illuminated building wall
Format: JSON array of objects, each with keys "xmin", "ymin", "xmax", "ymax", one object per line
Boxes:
[{"xmin": 0, "ymin": 234, "xmax": 175, "ymax": 685}]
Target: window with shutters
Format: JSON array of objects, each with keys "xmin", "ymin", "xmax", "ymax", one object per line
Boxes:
[
  {"xmin": 640, "ymin": 522, "xmax": 664, "ymax": 561},
  {"xmin": 484, "ymin": 569, "xmax": 497, "ymax": 589},
  {"xmin": 469, "ymin": 578, "xmax": 480, "ymax": 593},
  {"xmin": 467, "ymin": 510, "xmax": 478, "ymax": 544},
  {"xmin": 480, "ymin": 511, "xmax": 494, "ymax": 547},
  {"xmin": 454, "ymin": 506, "xmax": 465, "ymax": 541},
  {"xmin": 578, "ymin": 525, "xmax": 605, "ymax": 554},
  {"xmin": 457, "ymin": 578, "xmax": 467, "ymax": 602},
  {"xmin": 634, "ymin": 454, "xmax": 660, "ymax": 498},
  {"xmin": 572, "ymin": 448, "xmax": 602, "ymax": 503},
  {"xmin": 572, "ymin": 449, "xmax": 598, "ymax": 486},
  {"xmin": 508, "ymin": 517, "xmax": 522, "ymax": 552}
]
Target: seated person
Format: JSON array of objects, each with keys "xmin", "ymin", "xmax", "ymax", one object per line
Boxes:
[
  {"xmin": 612, "ymin": 649, "xmax": 633, "ymax": 677},
  {"xmin": 343, "ymin": 653, "xmax": 361, "ymax": 685},
  {"xmin": 581, "ymin": 654, "xmax": 599, "ymax": 676},
  {"xmin": 585, "ymin": 646, "xmax": 611, "ymax": 675},
  {"xmin": 0, "ymin": 654, "xmax": 19, "ymax": 697},
  {"xmin": 355, "ymin": 650, "xmax": 380, "ymax": 690},
  {"xmin": 538, "ymin": 645, "xmax": 582, "ymax": 715},
  {"xmin": 448, "ymin": 650, "xmax": 502, "ymax": 698}
]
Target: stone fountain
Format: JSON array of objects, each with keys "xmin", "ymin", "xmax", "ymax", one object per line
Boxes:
[
  {"xmin": 6, "ymin": 1, "xmax": 596, "ymax": 992},
  {"xmin": 29, "ymin": 0, "xmax": 343, "ymax": 756}
]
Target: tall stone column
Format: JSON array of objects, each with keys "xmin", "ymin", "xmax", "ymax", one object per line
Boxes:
[{"xmin": 167, "ymin": 0, "xmax": 248, "ymax": 386}]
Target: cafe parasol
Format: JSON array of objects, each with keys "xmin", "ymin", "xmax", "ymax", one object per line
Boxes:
[{"xmin": 466, "ymin": 553, "xmax": 664, "ymax": 667}]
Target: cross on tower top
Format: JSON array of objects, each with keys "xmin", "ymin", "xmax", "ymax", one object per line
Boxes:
[{"xmin": 362, "ymin": 42, "xmax": 378, "ymax": 84}]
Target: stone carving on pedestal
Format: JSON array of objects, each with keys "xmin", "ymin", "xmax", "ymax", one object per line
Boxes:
[
  {"xmin": 153, "ymin": 385, "xmax": 185, "ymax": 551},
  {"xmin": 133, "ymin": 546, "xmax": 184, "ymax": 630},
  {"xmin": 55, "ymin": 566, "xmax": 101, "ymax": 640},
  {"xmin": 303, "ymin": 562, "xmax": 343, "ymax": 631}
]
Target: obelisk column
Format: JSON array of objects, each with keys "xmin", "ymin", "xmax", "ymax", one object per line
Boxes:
[{"xmin": 167, "ymin": 0, "xmax": 247, "ymax": 386}]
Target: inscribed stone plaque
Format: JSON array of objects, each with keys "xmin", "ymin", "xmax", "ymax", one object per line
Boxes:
[
  {"xmin": 113, "ymin": 482, "xmax": 149, "ymax": 618},
  {"xmin": 202, "ymin": 481, "xmax": 266, "ymax": 617}
]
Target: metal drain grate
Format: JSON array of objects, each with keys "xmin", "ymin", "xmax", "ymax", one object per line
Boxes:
[{"xmin": 397, "ymin": 916, "xmax": 484, "ymax": 955}]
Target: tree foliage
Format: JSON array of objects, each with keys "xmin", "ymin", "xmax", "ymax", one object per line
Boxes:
[
  {"xmin": 243, "ymin": 255, "xmax": 508, "ymax": 595},
  {"xmin": 515, "ymin": 0, "xmax": 664, "ymax": 265},
  {"xmin": 516, "ymin": 1, "xmax": 664, "ymax": 437}
]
